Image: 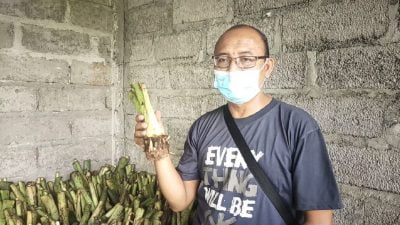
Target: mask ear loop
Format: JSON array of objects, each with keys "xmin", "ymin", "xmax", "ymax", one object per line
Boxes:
[{"xmin": 259, "ymin": 59, "xmax": 270, "ymax": 89}]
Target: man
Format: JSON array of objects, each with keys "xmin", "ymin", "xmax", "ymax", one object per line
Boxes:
[{"xmin": 134, "ymin": 24, "xmax": 342, "ymax": 225}]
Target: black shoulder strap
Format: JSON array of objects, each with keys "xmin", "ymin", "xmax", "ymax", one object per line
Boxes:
[{"xmin": 222, "ymin": 105, "xmax": 298, "ymax": 225}]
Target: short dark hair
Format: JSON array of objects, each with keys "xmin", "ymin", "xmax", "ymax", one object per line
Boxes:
[{"xmin": 220, "ymin": 24, "xmax": 270, "ymax": 57}]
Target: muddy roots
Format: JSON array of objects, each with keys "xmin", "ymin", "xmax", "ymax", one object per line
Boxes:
[{"xmin": 143, "ymin": 135, "xmax": 170, "ymax": 161}]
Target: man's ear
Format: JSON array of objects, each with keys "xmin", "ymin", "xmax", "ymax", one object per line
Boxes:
[{"xmin": 263, "ymin": 58, "xmax": 276, "ymax": 78}]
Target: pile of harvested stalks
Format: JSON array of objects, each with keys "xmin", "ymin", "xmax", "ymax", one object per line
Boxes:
[{"xmin": 0, "ymin": 157, "xmax": 195, "ymax": 225}]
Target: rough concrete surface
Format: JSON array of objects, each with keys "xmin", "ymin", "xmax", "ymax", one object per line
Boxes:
[{"xmin": 0, "ymin": 0, "xmax": 120, "ymax": 181}]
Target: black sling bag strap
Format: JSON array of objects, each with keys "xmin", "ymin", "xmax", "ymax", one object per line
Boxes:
[{"xmin": 222, "ymin": 105, "xmax": 298, "ymax": 225}]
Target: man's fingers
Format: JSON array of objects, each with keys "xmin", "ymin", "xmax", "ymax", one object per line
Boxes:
[
  {"xmin": 134, "ymin": 113, "xmax": 147, "ymax": 148},
  {"xmin": 134, "ymin": 130, "xmax": 147, "ymax": 138},
  {"xmin": 134, "ymin": 130, "xmax": 146, "ymax": 147},
  {"xmin": 136, "ymin": 114, "xmax": 145, "ymax": 122},
  {"xmin": 135, "ymin": 121, "xmax": 147, "ymax": 131},
  {"xmin": 134, "ymin": 137, "xmax": 145, "ymax": 147}
]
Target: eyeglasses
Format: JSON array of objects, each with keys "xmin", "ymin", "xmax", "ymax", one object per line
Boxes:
[{"xmin": 212, "ymin": 55, "xmax": 269, "ymax": 70}]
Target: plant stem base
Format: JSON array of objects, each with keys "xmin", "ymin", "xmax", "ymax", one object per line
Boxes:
[{"xmin": 143, "ymin": 135, "xmax": 170, "ymax": 161}]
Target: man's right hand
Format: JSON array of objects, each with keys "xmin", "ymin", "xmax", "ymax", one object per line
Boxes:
[{"xmin": 134, "ymin": 111, "xmax": 165, "ymax": 149}]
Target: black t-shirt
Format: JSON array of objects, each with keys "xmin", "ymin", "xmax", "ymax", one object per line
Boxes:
[{"xmin": 177, "ymin": 99, "xmax": 343, "ymax": 225}]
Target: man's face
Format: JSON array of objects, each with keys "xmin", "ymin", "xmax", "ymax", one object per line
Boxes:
[{"xmin": 213, "ymin": 27, "xmax": 272, "ymax": 85}]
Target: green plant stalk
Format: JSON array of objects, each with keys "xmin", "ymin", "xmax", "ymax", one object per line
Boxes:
[
  {"xmin": 116, "ymin": 157, "xmax": 129, "ymax": 175},
  {"xmin": 57, "ymin": 192, "xmax": 69, "ymax": 225},
  {"xmin": 133, "ymin": 199, "xmax": 140, "ymax": 211},
  {"xmin": 15, "ymin": 200, "xmax": 23, "ymax": 217},
  {"xmin": 3, "ymin": 209, "xmax": 14, "ymax": 225},
  {"xmin": 180, "ymin": 207, "xmax": 191, "ymax": 225},
  {"xmin": 0, "ymin": 181, "xmax": 10, "ymax": 191},
  {"xmin": 72, "ymin": 160, "xmax": 84, "ymax": 175},
  {"xmin": 129, "ymin": 83, "xmax": 165, "ymax": 137},
  {"xmin": 89, "ymin": 182, "xmax": 98, "ymax": 207},
  {"xmin": 96, "ymin": 175, "xmax": 102, "ymax": 186},
  {"xmin": 107, "ymin": 190, "xmax": 119, "ymax": 206},
  {"xmin": 79, "ymin": 192, "xmax": 86, "ymax": 219},
  {"xmin": 99, "ymin": 166, "xmax": 110, "ymax": 177},
  {"xmin": 60, "ymin": 179, "xmax": 68, "ymax": 192},
  {"xmin": 151, "ymin": 210, "xmax": 163, "ymax": 221},
  {"xmin": 106, "ymin": 178, "xmax": 118, "ymax": 192},
  {"xmin": 17, "ymin": 182, "xmax": 26, "ymax": 198},
  {"xmin": 125, "ymin": 164, "xmax": 133, "ymax": 177},
  {"xmin": 123, "ymin": 207, "xmax": 132, "ymax": 225},
  {"xmin": 107, "ymin": 203, "xmax": 124, "ymax": 223},
  {"xmin": 80, "ymin": 189, "xmax": 94, "ymax": 211},
  {"xmin": 64, "ymin": 191, "xmax": 75, "ymax": 212},
  {"xmin": 71, "ymin": 172, "xmax": 85, "ymax": 190},
  {"xmin": 79, "ymin": 205, "xmax": 90, "ymax": 225},
  {"xmin": 39, "ymin": 178, "xmax": 49, "ymax": 193},
  {"xmin": 137, "ymin": 180, "xmax": 142, "ymax": 194},
  {"xmin": 128, "ymin": 83, "xmax": 144, "ymax": 118},
  {"xmin": 89, "ymin": 176, "xmax": 95, "ymax": 188},
  {"xmin": 133, "ymin": 207, "xmax": 144, "ymax": 225},
  {"xmin": 105, "ymin": 203, "xmax": 118, "ymax": 218},
  {"xmin": 118, "ymin": 184, "xmax": 129, "ymax": 206},
  {"xmin": 152, "ymin": 220, "xmax": 162, "ymax": 225},
  {"xmin": 47, "ymin": 181, "xmax": 54, "ymax": 194},
  {"xmin": 131, "ymin": 183, "xmax": 138, "ymax": 197},
  {"xmin": 40, "ymin": 194, "xmax": 59, "ymax": 221},
  {"xmin": 176, "ymin": 211, "xmax": 181, "ymax": 225},
  {"xmin": 26, "ymin": 210, "xmax": 37, "ymax": 225},
  {"xmin": 10, "ymin": 184, "xmax": 26, "ymax": 203},
  {"xmin": 148, "ymin": 182, "xmax": 155, "ymax": 198},
  {"xmin": 13, "ymin": 217, "xmax": 23, "ymax": 225},
  {"xmin": 144, "ymin": 209, "xmax": 155, "ymax": 220},
  {"xmin": 88, "ymin": 188, "xmax": 107, "ymax": 225},
  {"xmin": 0, "ymin": 202, "xmax": 5, "ymax": 225},
  {"xmin": 96, "ymin": 184, "xmax": 103, "ymax": 199},
  {"xmin": 9, "ymin": 192, "xmax": 15, "ymax": 200},
  {"xmin": 26, "ymin": 184, "xmax": 37, "ymax": 206},
  {"xmin": 0, "ymin": 190, "xmax": 10, "ymax": 201},
  {"xmin": 39, "ymin": 215, "xmax": 50, "ymax": 225},
  {"xmin": 68, "ymin": 180, "xmax": 75, "ymax": 190},
  {"xmin": 142, "ymin": 197, "xmax": 156, "ymax": 208},
  {"xmin": 1, "ymin": 200, "xmax": 15, "ymax": 210},
  {"xmin": 69, "ymin": 191, "xmax": 77, "ymax": 206},
  {"xmin": 75, "ymin": 192, "xmax": 82, "ymax": 222},
  {"xmin": 83, "ymin": 160, "xmax": 91, "ymax": 173},
  {"xmin": 53, "ymin": 175, "xmax": 62, "ymax": 194}
]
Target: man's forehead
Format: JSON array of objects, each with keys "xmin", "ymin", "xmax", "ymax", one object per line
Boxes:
[{"xmin": 214, "ymin": 30, "xmax": 264, "ymax": 55}]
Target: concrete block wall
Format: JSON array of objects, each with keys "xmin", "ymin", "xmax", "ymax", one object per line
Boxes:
[
  {"xmin": 0, "ymin": 0, "xmax": 125, "ymax": 180},
  {"xmin": 124, "ymin": 0, "xmax": 400, "ymax": 224}
]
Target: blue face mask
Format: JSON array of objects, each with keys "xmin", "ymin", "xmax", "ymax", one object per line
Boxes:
[{"xmin": 213, "ymin": 65, "xmax": 265, "ymax": 105}]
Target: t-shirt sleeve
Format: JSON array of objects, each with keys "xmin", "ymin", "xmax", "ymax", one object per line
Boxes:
[
  {"xmin": 292, "ymin": 128, "xmax": 343, "ymax": 210},
  {"xmin": 176, "ymin": 123, "xmax": 200, "ymax": 181}
]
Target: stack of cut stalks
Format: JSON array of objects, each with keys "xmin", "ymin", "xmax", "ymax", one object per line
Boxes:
[{"xmin": 0, "ymin": 157, "xmax": 194, "ymax": 225}]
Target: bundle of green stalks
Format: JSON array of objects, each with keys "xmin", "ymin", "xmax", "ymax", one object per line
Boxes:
[{"xmin": 0, "ymin": 157, "xmax": 195, "ymax": 225}]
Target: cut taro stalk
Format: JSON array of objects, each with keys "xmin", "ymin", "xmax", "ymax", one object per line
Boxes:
[{"xmin": 128, "ymin": 83, "xmax": 170, "ymax": 160}]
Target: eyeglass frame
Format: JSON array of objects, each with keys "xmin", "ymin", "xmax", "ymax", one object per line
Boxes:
[{"xmin": 212, "ymin": 55, "xmax": 269, "ymax": 70}]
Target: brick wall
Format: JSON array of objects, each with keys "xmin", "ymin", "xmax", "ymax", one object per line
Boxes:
[
  {"xmin": 124, "ymin": 0, "xmax": 400, "ymax": 224},
  {"xmin": 0, "ymin": 0, "xmax": 125, "ymax": 180}
]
